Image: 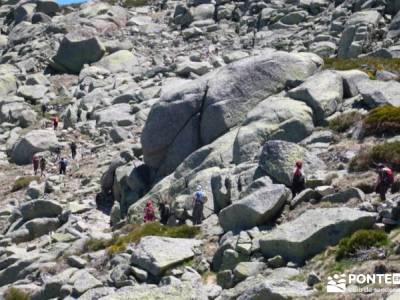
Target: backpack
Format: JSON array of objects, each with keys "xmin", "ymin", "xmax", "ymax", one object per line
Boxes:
[
  {"xmin": 382, "ymin": 168, "xmax": 394, "ymax": 185},
  {"xmin": 195, "ymin": 191, "xmax": 206, "ymax": 204},
  {"xmin": 293, "ymin": 168, "xmax": 305, "ymax": 184}
]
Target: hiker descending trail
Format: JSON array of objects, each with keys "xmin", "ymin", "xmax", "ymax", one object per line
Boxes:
[
  {"xmin": 59, "ymin": 157, "xmax": 68, "ymax": 175},
  {"xmin": 376, "ymin": 164, "xmax": 394, "ymax": 201},
  {"xmin": 70, "ymin": 141, "xmax": 77, "ymax": 160}
]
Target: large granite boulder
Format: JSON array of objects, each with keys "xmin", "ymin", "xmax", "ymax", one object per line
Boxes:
[
  {"xmin": 94, "ymin": 50, "xmax": 138, "ymax": 74},
  {"xmin": 52, "ymin": 27, "xmax": 105, "ymax": 74},
  {"xmin": 20, "ymin": 200, "xmax": 62, "ymax": 221},
  {"xmin": 219, "ymin": 178, "xmax": 290, "ymax": 232},
  {"xmin": 259, "ymin": 140, "xmax": 326, "ymax": 187},
  {"xmin": 10, "ymin": 129, "xmax": 59, "ymax": 165},
  {"xmin": 141, "ymin": 50, "xmax": 322, "ymax": 177},
  {"xmin": 354, "ymin": 79, "xmax": 400, "ymax": 108},
  {"xmin": 0, "ymin": 74, "xmax": 17, "ymax": 96},
  {"xmin": 0, "ymin": 97, "xmax": 37, "ymax": 127},
  {"xmin": 93, "ymin": 104, "xmax": 135, "ymax": 127},
  {"xmin": 288, "ymin": 70, "xmax": 343, "ymax": 124},
  {"xmin": 220, "ymin": 275, "xmax": 312, "ymax": 299},
  {"xmin": 233, "ymin": 95, "xmax": 314, "ymax": 164},
  {"xmin": 338, "ymin": 10, "xmax": 382, "ymax": 58},
  {"xmin": 259, "ymin": 207, "xmax": 376, "ymax": 264},
  {"xmin": 130, "ymin": 236, "xmax": 202, "ymax": 276}
]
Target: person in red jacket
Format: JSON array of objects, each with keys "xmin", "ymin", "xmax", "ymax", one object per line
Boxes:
[
  {"xmin": 143, "ymin": 200, "xmax": 155, "ymax": 223},
  {"xmin": 376, "ymin": 164, "xmax": 394, "ymax": 201},
  {"xmin": 291, "ymin": 160, "xmax": 305, "ymax": 197},
  {"xmin": 52, "ymin": 116, "xmax": 59, "ymax": 130}
]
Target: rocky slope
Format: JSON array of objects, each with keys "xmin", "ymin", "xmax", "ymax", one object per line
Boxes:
[{"xmin": 1, "ymin": 0, "xmax": 400, "ymax": 299}]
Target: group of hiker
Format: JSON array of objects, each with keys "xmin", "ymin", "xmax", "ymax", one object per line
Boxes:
[
  {"xmin": 291, "ymin": 160, "xmax": 395, "ymax": 201},
  {"xmin": 143, "ymin": 185, "xmax": 208, "ymax": 226},
  {"xmin": 142, "ymin": 161, "xmax": 395, "ymax": 226},
  {"xmin": 32, "ymin": 142, "xmax": 78, "ymax": 177}
]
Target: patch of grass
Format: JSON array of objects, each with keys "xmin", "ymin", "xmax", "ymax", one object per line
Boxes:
[
  {"xmin": 123, "ymin": 0, "xmax": 148, "ymax": 7},
  {"xmin": 107, "ymin": 222, "xmax": 200, "ymax": 255},
  {"xmin": 4, "ymin": 287, "xmax": 30, "ymax": 300},
  {"xmin": 336, "ymin": 230, "xmax": 389, "ymax": 261},
  {"xmin": 328, "ymin": 111, "xmax": 364, "ymax": 133},
  {"xmin": 324, "ymin": 57, "xmax": 400, "ymax": 79},
  {"xmin": 363, "ymin": 105, "xmax": 400, "ymax": 136},
  {"xmin": 50, "ymin": 96, "xmax": 72, "ymax": 107},
  {"xmin": 84, "ymin": 222, "xmax": 200, "ymax": 255},
  {"xmin": 84, "ymin": 238, "xmax": 111, "ymax": 252},
  {"xmin": 349, "ymin": 141, "xmax": 400, "ymax": 172},
  {"xmin": 11, "ymin": 176, "xmax": 40, "ymax": 192}
]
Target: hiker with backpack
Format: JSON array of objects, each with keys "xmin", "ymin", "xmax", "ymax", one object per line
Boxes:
[
  {"xmin": 158, "ymin": 201, "xmax": 171, "ymax": 225},
  {"xmin": 375, "ymin": 164, "xmax": 394, "ymax": 201},
  {"xmin": 192, "ymin": 185, "xmax": 207, "ymax": 225},
  {"xmin": 144, "ymin": 200, "xmax": 156, "ymax": 223},
  {"xmin": 40, "ymin": 157, "xmax": 46, "ymax": 177},
  {"xmin": 70, "ymin": 142, "xmax": 77, "ymax": 160},
  {"xmin": 32, "ymin": 155, "xmax": 40, "ymax": 175},
  {"xmin": 59, "ymin": 157, "xmax": 68, "ymax": 175},
  {"xmin": 291, "ymin": 161, "xmax": 305, "ymax": 197}
]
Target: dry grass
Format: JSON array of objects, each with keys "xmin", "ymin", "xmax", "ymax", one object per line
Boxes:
[
  {"xmin": 349, "ymin": 142, "xmax": 400, "ymax": 172},
  {"xmin": 324, "ymin": 57, "xmax": 400, "ymax": 79},
  {"xmin": 363, "ymin": 105, "xmax": 400, "ymax": 136},
  {"xmin": 84, "ymin": 222, "xmax": 200, "ymax": 255},
  {"xmin": 11, "ymin": 176, "xmax": 40, "ymax": 192}
]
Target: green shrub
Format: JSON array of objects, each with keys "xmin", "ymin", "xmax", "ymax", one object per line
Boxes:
[
  {"xmin": 123, "ymin": 0, "xmax": 148, "ymax": 7},
  {"xmin": 328, "ymin": 111, "xmax": 364, "ymax": 133},
  {"xmin": 363, "ymin": 105, "xmax": 400, "ymax": 136},
  {"xmin": 84, "ymin": 238, "xmax": 111, "ymax": 252},
  {"xmin": 108, "ymin": 222, "xmax": 200, "ymax": 254},
  {"xmin": 11, "ymin": 176, "xmax": 40, "ymax": 192},
  {"xmin": 84, "ymin": 222, "xmax": 200, "ymax": 255},
  {"xmin": 4, "ymin": 287, "xmax": 30, "ymax": 300},
  {"xmin": 349, "ymin": 142, "xmax": 400, "ymax": 172},
  {"xmin": 324, "ymin": 57, "xmax": 400, "ymax": 79},
  {"xmin": 336, "ymin": 230, "xmax": 389, "ymax": 261}
]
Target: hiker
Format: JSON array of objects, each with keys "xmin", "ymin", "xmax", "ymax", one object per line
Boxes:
[
  {"xmin": 52, "ymin": 116, "xmax": 59, "ymax": 130},
  {"xmin": 70, "ymin": 142, "xmax": 77, "ymax": 160},
  {"xmin": 192, "ymin": 185, "xmax": 207, "ymax": 225},
  {"xmin": 54, "ymin": 145, "xmax": 62, "ymax": 161},
  {"xmin": 143, "ymin": 200, "xmax": 155, "ymax": 223},
  {"xmin": 41, "ymin": 103, "xmax": 47, "ymax": 116},
  {"xmin": 40, "ymin": 157, "xmax": 46, "ymax": 177},
  {"xmin": 375, "ymin": 164, "xmax": 394, "ymax": 201},
  {"xmin": 158, "ymin": 201, "xmax": 171, "ymax": 225},
  {"xmin": 32, "ymin": 155, "xmax": 39, "ymax": 175},
  {"xmin": 59, "ymin": 157, "xmax": 68, "ymax": 175},
  {"xmin": 291, "ymin": 160, "xmax": 305, "ymax": 197}
]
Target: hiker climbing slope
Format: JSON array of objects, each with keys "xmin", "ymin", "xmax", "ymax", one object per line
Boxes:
[
  {"xmin": 59, "ymin": 157, "xmax": 68, "ymax": 175},
  {"xmin": 144, "ymin": 200, "xmax": 155, "ymax": 223},
  {"xmin": 192, "ymin": 185, "xmax": 207, "ymax": 225},
  {"xmin": 376, "ymin": 163, "xmax": 394, "ymax": 201},
  {"xmin": 291, "ymin": 160, "xmax": 305, "ymax": 197},
  {"xmin": 70, "ymin": 142, "xmax": 77, "ymax": 160}
]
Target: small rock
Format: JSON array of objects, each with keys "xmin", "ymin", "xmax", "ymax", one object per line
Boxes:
[
  {"xmin": 307, "ymin": 272, "xmax": 321, "ymax": 286},
  {"xmin": 267, "ymin": 255, "xmax": 286, "ymax": 269},
  {"xmin": 67, "ymin": 256, "xmax": 87, "ymax": 269}
]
